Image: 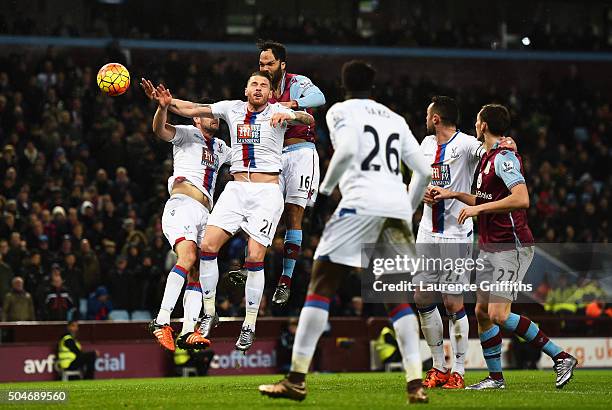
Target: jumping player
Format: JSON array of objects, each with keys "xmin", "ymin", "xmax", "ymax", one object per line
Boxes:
[
  {"xmin": 167, "ymin": 71, "xmax": 314, "ymax": 351},
  {"xmin": 141, "ymin": 80, "xmax": 231, "ymax": 352},
  {"xmin": 229, "ymin": 40, "xmax": 326, "ymax": 305},
  {"xmin": 258, "ymin": 61, "xmax": 432, "ymax": 404},
  {"xmin": 431, "ymin": 104, "xmax": 577, "ymax": 390}
]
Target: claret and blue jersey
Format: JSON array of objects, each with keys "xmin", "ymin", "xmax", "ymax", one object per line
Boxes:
[{"xmin": 476, "ymin": 144, "xmax": 534, "ymax": 247}]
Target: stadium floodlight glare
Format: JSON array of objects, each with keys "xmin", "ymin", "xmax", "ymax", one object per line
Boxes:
[{"xmin": 522, "ymin": 37, "xmax": 532, "ymax": 46}]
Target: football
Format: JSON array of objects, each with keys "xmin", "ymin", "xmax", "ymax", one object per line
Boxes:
[{"xmin": 97, "ymin": 63, "xmax": 130, "ymax": 96}]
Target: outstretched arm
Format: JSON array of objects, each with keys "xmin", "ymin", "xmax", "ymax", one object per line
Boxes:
[
  {"xmin": 430, "ymin": 186, "xmax": 477, "ymax": 206},
  {"xmin": 456, "ymin": 184, "xmax": 528, "ymax": 224},
  {"xmin": 169, "ymin": 98, "xmax": 214, "ymax": 118},
  {"xmin": 270, "ymin": 110, "xmax": 314, "ymax": 127}
]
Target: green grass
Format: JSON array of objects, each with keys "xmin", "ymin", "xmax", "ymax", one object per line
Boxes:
[{"xmin": 1, "ymin": 371, "xmax": 610, "ymax": 409}]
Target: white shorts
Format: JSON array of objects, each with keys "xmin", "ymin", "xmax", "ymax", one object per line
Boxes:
[
  {"xmin": 413, "ymin": 228, "xmax": 474, "ymax": 294},
  {"xmin": 279, "ymin": 142, "xmax": 320, "ymax": 208},
  {"xmin": 314, "ymin": 207, "xmax": 413, "ymax": 268},
  {"xmin": 207, "ymin": 181, "xmax": 284, "ymax": 247},
  {"xmin": 161, "ymin": 194, "xmax": 210, "ymax": 248},
  {"xmin": 476, "ymin": 246, "xmax": 535, "ymax": 301}
]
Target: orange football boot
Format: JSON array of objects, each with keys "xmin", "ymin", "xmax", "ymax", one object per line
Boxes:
[
  {"xmin": 422, "ymin": 368, "xmax": 450, "ymax": 388},
  {"xmin": 149, "ymin": 321, "xmax": 175, "ymax": 352},
  {"xmin": 442, "ymin": 372, "xmax": 465, "ymax": 389},
  {"xmin": 178, "ymin": 330, "xmax": 211, "ymax": 349}
]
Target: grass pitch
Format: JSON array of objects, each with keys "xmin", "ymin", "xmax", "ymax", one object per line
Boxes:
[{"xmin": 1, "ymin": 370, "xmax": 610, "ymax": 409}]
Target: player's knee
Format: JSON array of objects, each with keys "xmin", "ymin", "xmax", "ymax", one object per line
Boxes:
[
  {"xmin": 245, "ymin": 247, "xmax": 266, "ymax": 264},
  {"xmin": 475, "ymin": 303, "xmax": 490, "ymax": 322},
  {"xmin": 443, "ymin": 295, "xmax": 464, "ymax": 313},
  {"xmin": 414, "ymin": 290, "xmax": 432, "ymax": 307},
  {"xmin": 200, "ymin": 238, "xmax": 220, "ymax": 254},
  {"xmin": 488, "ymin": 308, "xmax": 509, "ymax": 326}
]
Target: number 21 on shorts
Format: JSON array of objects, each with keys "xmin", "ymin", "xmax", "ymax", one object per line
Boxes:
[{"xmin": 260, "ymin": 219, "xmax": 273, "ymax": 236}]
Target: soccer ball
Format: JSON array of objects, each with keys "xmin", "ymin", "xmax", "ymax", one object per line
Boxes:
[{"xmin": 97, "ymin": 63, "xmax": 130, "ymax": 96}]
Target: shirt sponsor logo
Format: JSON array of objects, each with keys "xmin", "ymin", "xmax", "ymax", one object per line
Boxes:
[
  {"xmin": 476, "ymin": 190, "xmax": 492, "ymax": 200},
  {"xmin": 237, "ymin": 124, "xmax": 261, "ymax": 143},
  {"xmin": 431, "ymin": 164, "xmax": 451, "ymax": 186},
  {"xmin": 201, "ymin": 147, "xmax": 218, "ymax": 168}
]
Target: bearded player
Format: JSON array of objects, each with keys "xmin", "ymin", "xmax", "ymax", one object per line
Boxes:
[
  {"xmin": 229, "ymin": 40, "xmax": 326, "ymax": 305},
  {"xmin": 431, "ymin": 104, "xmax": 577, "ymax": 390},
  {"xmin": 259, "ymin": 61, "xmax": 431, "ymax": 403},
  {"xmin": 166, "ymin": 71, "xmax": 314, "ymax": 350},
  {"xmin": 415, "ymin": 96, "xmax": 517, "ymax": 389},
  {"xmin": 141, "ymin": 80, "xmax": 231, "ymax": 352}
]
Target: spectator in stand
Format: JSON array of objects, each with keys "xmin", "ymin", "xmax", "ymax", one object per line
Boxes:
[
  {"xmin": 86, "ymin": 285, "xmax": 113, "ymax": 320},
  {"xmin": 2, "ymin": 276, "xmax": 35, "ymax": 321},
  {"xmin": 20, "ymin": 249, "xmax": 45, "ymax": 296},
  {"xmin": 62, "ymin": 252, "xmax": 83, "ymax": 300},
  {"xmin": 545, "ymin": 274, "xmax": 578, "ymax": 315},
  {"xmin": 78, "ymin": 239, "xmax": 100, "ymax": 294},
  {"xmin": 0, "ymin": 44, "xmax": 609, "ymax": 317},
  {"xmin": 108, "ymin": 255, "xmax": 133, "ymax": 311},
  {"xmin": 98, "ymin": 240, "xmax": 117, "ymax": 283},
  {"xmin": 0, "ymin": 252, "xmax": 12, "ymax": 304},
  {"xmin": 534, "ymin": 273, "xmax": 552, "ymax": 303},
  {"xmin": 41, "ymin": 266, "xmax": 74, "ymax": 321}
]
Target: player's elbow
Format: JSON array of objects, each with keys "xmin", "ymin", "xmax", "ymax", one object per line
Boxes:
[{"xmin": 514, "ymin": 193, "xmax": 529, "ymax": 209}]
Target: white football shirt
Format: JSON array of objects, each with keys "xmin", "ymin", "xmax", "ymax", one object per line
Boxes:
[
  {"xmin": 419, "ymin": 131, "xmax": 484, "ymax": 238},
  {"xmin": 210, "ymin": 100, "xmax": 292, "ymax": 174},
  {"xmin": 325, "ymin": 99, "xmax": 424, "ymax": 220},
  {"xmin": 167, "ymin": 125, "xmax": 231, "ymax": 207}
]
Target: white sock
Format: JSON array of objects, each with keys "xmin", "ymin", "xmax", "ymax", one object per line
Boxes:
[
  {"xmin": 392, "ymin": 313, "xmax": 422, "ymax": 383},
  {"xmin": 449, "ymin": 310, "xmax": 469, "ymax": 375},
  {"xmin": 243, "ymin": 263, "xmax": 265, "ymax": 330},
  {"xmin": 156, "ymin": 265, "xmax": 188, "ymax": 324},
  {"xmin": 200, "ymin": 254, "xmax": 219, "ymax": 316},
  {"xmin": 181, "ymin": 283, "xmax": 202, "ymax": 335},
  {"xmin": 290, "ymin": 295, "xmax": 330, "ymax": 374},
  {"xmin": 418, "ymin": 305, "xmax": 446, "ymax": 371}
]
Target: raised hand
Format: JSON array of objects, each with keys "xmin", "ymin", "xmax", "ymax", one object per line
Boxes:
[
  {"xmin": 423, "ymin": 186, "xmax": 436, "ymax": 205},
  {"xmin": 140, "ymin": 78, "xmax": 156, "ymax": 100},
  {"xmin": 430, "ymin": 186, "xmax": 454, "ymax": 201},
  {"xmin": 154, "ymin": 84, "xmax": 172, "ymax": 108},
  {"xmin": 270, "ymin": 112, "xmax": 293, "ymax": 127}
]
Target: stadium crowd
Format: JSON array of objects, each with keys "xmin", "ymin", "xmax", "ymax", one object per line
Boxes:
[
  {"xmin": 0, "ymin": 1, "xmax": 610, "ymax": 51},
  {"xmin": 0, "ymin": 46, "xmax": 610, "ymax": 322}
]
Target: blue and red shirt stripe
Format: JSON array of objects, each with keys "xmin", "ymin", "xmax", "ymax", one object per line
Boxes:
[
  {"xmin": 242, "ymin": 111, "xmax": 258, "ymax": 168},
  {"xmin": 432, "ymin": 143, "xmax": 446, "ymax": 233},
  {"xmin": 203, "ymin": 138, "xmax": 215, "ymax": 193}
]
